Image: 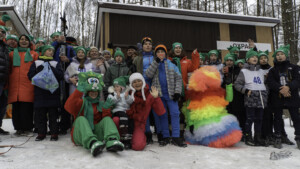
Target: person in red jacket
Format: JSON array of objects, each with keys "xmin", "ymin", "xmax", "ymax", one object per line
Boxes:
[
  {"xmin": 64, "ymin": 71, "xmax": 124, "ymax": 157},
  {"xmin": 126, "ymin": 73, "xmax": 166, "ymax": 151}
]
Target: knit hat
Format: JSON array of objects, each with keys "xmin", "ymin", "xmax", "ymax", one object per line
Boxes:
[
  {"xmin": 103, "ymin": 50, "xmax": 111, "ymax": 56},
  {"xmin": 208, "ymin": 50, "xmax": 220, "ymax": 58},
  {"xmin": 245, "ymin": 48, "xmax": 258, "ymax": 61},
  {"xmin": 0, "ymin": 26, "xmax": 8, "ymax": 33},
  {"xmin": 0, "ymin": 15, "xmax": 10, "ymax": 26},
  {"xmin": 172, "ymin": 42, "xmax": 183, "ymax": 51},
  {"xmin": 36, "ymin": 37, "xmax": 46, "ymax": 44},
  {"xmin": 114, "ymin": 48, "xmax": 124, "ymax": 59},
  {"xmin": 141, "ymin": 37, "xmax": 152, "ymax": 45},
  {"xmin": 199, "ymin": 53, "xmax": 207, "ymax": 61},
  {"xmin": 50, "ymin": 31, "xmax": 61, "ymax": 38},
  {"xmin": 235, "ymin": 59, "xmax": 245, "ymax": 66},
  {"xmin": 224, "ymin": 53, "xmax": 236, "ymax": 62},
  {"xmin": 155, "ymin": 44, "xmax": 167, "ymax": 54},
  {"xmin": 258, "ymin": 50, "xmax": 269, "ymax": 60},
  {"xmin": 75, "ymin": 46, "xmax": 87, "ymax": 55},
  {"xmin": 77, "ymin": 71, "xmax": 105, "ymax": 94},
  {"xmin": 129, "ymin": 73, "xmax": 146, "ymax": 101},
  {"xmin": 113, "ymin": 76, "xmax": 129, "ymax": 88},
  {"xmin": 6, "ymin": 34, "xmax": 19, "ymax": 42},
  {"xmin": 227, "ymin": 46, "xmax": 240, "ymax": 54},
  {"xmin": 272, "ymin": 45, "xmax": 290, "ymax": 60},
  {"xmin": 66, "ymin": 36, "xmax": 77, "ymax": 46},
  {"xmin": 35, "ymin": 45, "xmax": 54, "ymax": 56}
]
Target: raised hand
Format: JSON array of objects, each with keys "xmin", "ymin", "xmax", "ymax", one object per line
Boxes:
[
  {"xmin": 150, "ymin": 86, "xmax": 159, "ymax": 98},
  {"xmin": 193, "ymin": 48, "xmax": 198, "ymax": 54}
]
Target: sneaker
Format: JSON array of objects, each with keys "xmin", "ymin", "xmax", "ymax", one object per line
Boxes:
[
  {"xmin": 50, "ymin": 135, "xmax": 58, "ymax": 141},
  {"xmin": 244, "ymin": 133, "xmax": 255, "ymax": 146},
  {"xmin": 281, "ymin": 136, "xmax": 295, "ymax": 145},
  {"xmin": 171, "ymin": 137, "xmax": 187, "ymax": 147},
  {"xmin": 35, "ymin": 134, "xmax": 46, "ymax": 141},
  {"xmin": 90, "ymin": 141, "xmax": 105, "ymax": 157},
  {"xmin": 273, "ymin": 138, "xmax": 282, "ymax": 149},
  {"xmin": 106, "ymin": 138, "xmax": 124, "ymax": 152},
  {"xmin": 0, "ymin": 128, "xmax": 9, "ymax": 135},
  {"xmin": 159, "ymin": 137, "xmax": 170, "ymax": 147}
]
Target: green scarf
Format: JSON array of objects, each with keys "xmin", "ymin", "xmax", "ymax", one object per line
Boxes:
[
  {"xmin": 13, "ymin": 47, "xmax": 33, "ymax": 66},
  {"xmin": 8, "ymin": 47, "xmax": 15, "ymax": 52},
  {"xmin": 173, "ymin": 57, "xmax": 185, "ymax": 97},
  {"xmin": 80, "ymin": 96, "xmax": 103, "ymax": 130}
]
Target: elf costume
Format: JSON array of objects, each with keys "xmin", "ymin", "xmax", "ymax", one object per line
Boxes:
[{"xmin": 64, "ymin": 71, "xmax": 124, "ymax": 157}]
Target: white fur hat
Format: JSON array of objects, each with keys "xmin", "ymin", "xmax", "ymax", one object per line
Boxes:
[{"xmin": 129, "ymin": 73, "xmax": 146, "ymax": 101}]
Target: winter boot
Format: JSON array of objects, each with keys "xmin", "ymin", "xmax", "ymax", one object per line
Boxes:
[
  {"xmin": 244, "ymin": 133, "xmax": 255, "ymax": 146},
  {"xmin": 145, "ymin": 132, "xmax": 153, "ymax": 145},
  {"xmin": 50, "ymin": 135, "xmax": 58, "ymax": 141},
  {"xmin": 254, "ymin": 133, "xmax": 267, "ymax": 147},
  {"xmin": 171, "ymin": 137, "xmax": 187, "ymax": 147},
  {"xmin": 273, "ymin": 137, "xmax": 282, "ymax": 149},
  {"xmin": 35, "ymin": 134, "xmax": 46, "ymax": 141},
  {"xmin": 106, "ymin": 137, "xmax": 124, "ymax": 152},
  {"xmin": 159, "ymin": 137, "xmax": 170, "ymax": 147},
  {"xmin": 90, "ymin": 141, "xmax": 105, "ymax": 157},
  {"xmin": 265, "ymin": 135, "xmax": 275, "ymax": 146},
  {"xmin": 122, "ymin": 139, "xmax": 132, "ymax": 150},
  {"xmin": 0, "ymin": 128, "xmax": 9, "ymax": 135},
  {"xmin": 281, "ymin": 136, "xmax": 295, "ymax": 145},
  {"xmin": 296, "ymin": 140, "xmax": 300, "ymax": 150}
]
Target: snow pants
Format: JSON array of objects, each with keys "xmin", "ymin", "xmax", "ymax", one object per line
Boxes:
[
  {"xmin": 131, "ymin": 120, "xmax": 147, "ymax": 151},
  {"xmin": 12, "ymin": 102, "xmax": 34, "ymax": 131},
  {"xmin": 160, "ymin": 98, "xmax": 180, "ymax": 138},
  {"xmin": 245, "ymin": 107, "xmax": 264, "ymax": 134},
  {"xmin": 35, "ymin": 107, "xmax": 59, "ymax": 135},
  {"xmin": 72, "ymin": 116, "xmax": 120, "ymax": 149}
]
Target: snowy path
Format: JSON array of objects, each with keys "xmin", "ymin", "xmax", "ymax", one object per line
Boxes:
[{"xmin": 0, "ymin": 119, "xmax": 300, "ymax": 169}]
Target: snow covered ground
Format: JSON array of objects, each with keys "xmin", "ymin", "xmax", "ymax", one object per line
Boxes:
[{"xmin": 0, "ymin": 118, "xmax": 300, "ymax": 169}]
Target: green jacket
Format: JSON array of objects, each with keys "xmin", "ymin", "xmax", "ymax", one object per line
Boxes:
[{"xmin": 103, "ymin": 62, "xmax": 131, "ymax": 89}]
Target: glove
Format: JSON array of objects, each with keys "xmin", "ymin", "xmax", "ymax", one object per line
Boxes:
[
  {"xmin": 103, "ymin": 98, "xmax": 115, "ymax": 109},
  {"xmin": 172, "ymin": 93, "xmax": 181, "ymax": 102},
  {"xmin": 155, "ymin": 57, "xmax": 160, "ymax": 63},
  {"xmin": 36, "ymin": 65, "xmax": 44, "ymax": 72}
]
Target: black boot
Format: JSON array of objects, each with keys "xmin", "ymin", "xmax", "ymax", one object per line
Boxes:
[
  {"xmin": 281, "ymin": 136, "xmax": 295, "ymax": 145},
  {"xmin": 145, "ymin": 132, "xmax": 153, "ymax": 145},
  {"xmin": 244, "ymin": 133, "xmax": 255, "ymax": 146},
  {"xmin": 171, "ymin": 137, "xmax": 187, "ymax": 147},
  {"xmin": 157, "ymin": 133, "xmax": 163, "ymax": 142},
  {"xmin": 265, "ymin": 135, "xmax": 275, "ymax": 146},
  {"xmin": 273, "ymin": 137, "xmax": 282, "ymax": 149},
  {"xmin": 35, "ymin": 134, "xmax": 46, "ymax": 141},
  {"xmin": 254, "ymin": 133, "xmax": 267, "ymax": 146},
  {"xmin": 159, "ymin": 137, "xmax": 170, "ymax": 147},
  {"xmin": 0, "ymin": 128, "xmax": 9, "ymax": 135},
  {"xmin": 296, "ymin": 140, "xmax": 300, "ymax": 150}
]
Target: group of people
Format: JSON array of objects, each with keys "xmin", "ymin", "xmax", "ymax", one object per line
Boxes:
[{"xmin": 0, "ymin": 24, "xmax": 300, "ymax": 157}]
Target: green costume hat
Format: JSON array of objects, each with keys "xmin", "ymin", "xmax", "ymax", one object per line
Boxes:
[
  {"xmin": 6, "ymin": 34, "xmax": 19, "ymax": 42},
  {"xmin": 235, "ymin": 59, "xmax": 245, "ymax": 65},
  {"xmin": 224, "ymin": 53, "xmax": 236, "ymax": 62},
  {"xmin": 35, "ymin": 45, "xmax": 54, "ymax": 56},
  {"xmin": 0, "ymin": 26, "xmax": 8, "ymax": 33},
  {"xmin": 245, "ymin": 48, "xmax": 258, "ymax": 61},
  {"xmin": 50, "ymin": 31, "xmax": 61, "ymax": 38},
  {"xmin": 172, "ymin": 42, "xmax": 183, "ymax": 51},
  {"xmin": 258, "ymin": 50, "xmax": 269, "ymax": 60},
  {"xmin": 77, "ymin": 71, "xmax": 105, "ymax": 94},
  {"xmin": 114, "ymin": 48, "xmax": 124, "ymax": 58},
  {"xmin": 227, "ymin": 46, "xmax": 240, "ymax": 53},
  {"xmin": 36, "ymin": 37, "xmax": 46, "ymax": 44},
  {"xmin": 199, "ymin": 53, "xmax": 207, "ymax": 61},
  {"xmin": 28, "ymin": 35, "xmax": 35, "ymax": 43},
  {"xmin": 75, "ymin": 46, "xmax": 87, "ymax": 55},
  {"xmin": 272, "ymin": 45, "xmax": 290, "ymax": 60},
  {"xmin": 113, "ymin": 76, "xmax": 129, "ymax": 88},
  {"xmin": 208, "ymin": 50, "xmax": 220, "ymax": 58}
]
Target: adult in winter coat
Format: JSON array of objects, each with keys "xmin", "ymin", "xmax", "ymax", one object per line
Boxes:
[
  {"xmin": 65, "ymin": 71, "xmax": 124, "ymax": 157},
  {"xmin": 89, "ymin": 46, "xmax": 110, "ymax": 75},
  {"xmin": 125, "ymin": 45, "xmax": 137, "ymax": 73},
  {"xmin": 51, "ymin": 35, "xmax": 76, "ymax": 68},
  {"xmin": 103, "ymin": 50, "xmax": 115, "ymax": 66},
  {"xmin": 0, "ymin": 25, "xmax": 9, "ymax": 135},
  {"xmin": 267, "ymin": 45, "xmax": 300, "ymax": 150},
  {"xmin": 8, "ymin": 34, "xmax": 39, "ymax": 136}
]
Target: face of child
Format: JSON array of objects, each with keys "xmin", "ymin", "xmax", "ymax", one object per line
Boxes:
[
  {"xmin": 225, "ymin": 60, "xmax": 234, "ymax": 67},
  {"xmin": 53, "ymin": 35, "xmax": 59, "ymax": 42},
  {"xmin": 143, "ymin": 41, "xmax": 152, "ymax": 52},
  {"xmin": 19, "ymin": 36, "xmax": 30, "ymax": 48},
  {"xmin": 36, "ymin": 41, "xmax": 44, "ymax": 49},
  {"xmin": 114, "ymin": 85, "xmax": 122, "ymax": 93},
  {"xmin": 174, "ymin": 46, "xmax": 182, "ymax": 56},
  {"xmin": 103, "ymin": 53, "xmax": 111, "ymax": 61},
  {"xmin": 127, "ymin": 48, "xmax": 136, "ymax": 57},
  {"xmin": 6, "ymin": 39, "xmax": 18, "ymax": 48},
  {"xmin": 199, "ymin": 58, "xmax": 204, "ymax": 65},
  {"xmin": 248, "ymin": 56, "xmax": 258, "ymax": 65},
  {"xmin": 259, "ymin": 55, "xmax": 268, "ymax": 65},
  {"xmin": 90, "ymin": 49, "xmax": 99, "ymax": 59},
  {"xmin": 77, "ymin": 50, "xmax": 85, "ymax": 60},
  {"xmin": 238, "ymin": 62, "xmax": 244, "ymax": 69},
  {"xmin": 132, "ymin": 79, "xmax": 143, "ymax": 91},
  {"xmin": 115, "ymin": 55, "xmax": 123, "ymax": 64},
  {"xmin": 234, "ymin": 51, "xmax": 239, "ymax": 58},
  {"xmin": 156, "ymin": 49, "xmax": 166, "ymax": 59},
  {"xmin": 88, "ymin": 91, "xmax": 99, "ymax": 99},
  {"xmin": 276, "ymin": 52, "xmax": 286, "ymax": 62},
  {"xmin": 44, "ymin": 49, "xmax": 54, "ymax": 57},
  {"xmin": 210, "ymin": 54, "xmax": 217, "ymax": 63}
]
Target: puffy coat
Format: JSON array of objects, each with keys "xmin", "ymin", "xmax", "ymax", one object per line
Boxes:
[
  {"xmin": 0, "ymin": 40, "xmax": 9, "ymax": 84},
  {"xmin": 103, "ymin": 62, "xmax": 131, "ymax": 89}
]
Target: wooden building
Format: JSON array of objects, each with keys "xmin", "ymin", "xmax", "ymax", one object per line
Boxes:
[{"xmin": 95, "ymin": 2, "xmax": 279, "ymax": 62}]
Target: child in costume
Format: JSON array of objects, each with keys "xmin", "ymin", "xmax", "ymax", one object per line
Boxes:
[
  {"xmin": 199, "ymin": 53, "xmax": 206, "ymax": 68},
  {"xmin": 126, "ymin": 73, "xmax": 166, "ymax": 150},
  {"xmin": 64, "ymin": 71, "xmax": 124, "ymax": 157},
  {"xmin": 65, "ymin": 46, "xmax": 93, "ymax": 95},
  {"xmin": 234, "ymin": 49, "xmax": 268, "ymax": 146},
  {"xmin": 208, "ymin": 49, "xmax": 223, "ymax": 75},
  {"xmin": 107, "ymin": 76, "xmax": 134, "ymax": 149},
  {"xmin": 266, "ymin": 45, "xmax": 300, "ymax": 150},
  {"xmin": 146, "ymin": 44, "xmax": 186, "ymax": 147},
  {"xmin": 28, "ymin": 45, "xmax": 63, "ymax": 141}
]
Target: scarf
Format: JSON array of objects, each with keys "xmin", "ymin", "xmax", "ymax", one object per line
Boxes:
[
  {"xmin": 173, "ymin": 57, "xmax": 185, "ymax": 96},
  {"xmin": 13, "ymin": 47, "xmax": 33, "ymax": 66},
  {"xmin": 80, "ymin": 96, "xmax": 101, "ymax": 130},
  {"xmin": 39, "ymin": 56, "xmax": 53, "ymax": 60}
]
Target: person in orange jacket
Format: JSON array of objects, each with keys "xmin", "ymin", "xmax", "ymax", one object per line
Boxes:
[{"xmin": 8, "ymin": 34, "xmax": 39, "ymax": 136}]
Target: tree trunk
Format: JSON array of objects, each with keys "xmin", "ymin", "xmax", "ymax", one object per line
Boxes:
[
  {"xmin": 178, "ymin": 0, "xmax": 181, "ymax": 8},
  {"xmin": 257, "ymin": 0, "xmax": 260, "ymax": 16},
  {"xmin": 37, "ymin": 0, "xmax": 43, "ymax": 37},
  {"xmin": 26, "ymin": 0, "xmax": 31, "ymax": 26},
  {"xmin": 214, "ymin": 0, "xmax": 217, "ymax": 12},
  {"xmin": 30, "ymin": 0, "xmax": 38, "ymax": 35}
]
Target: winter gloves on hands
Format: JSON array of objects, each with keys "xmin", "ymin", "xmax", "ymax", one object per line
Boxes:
[{"xmin": 172, "ymin": 93, "xmax": 181, "ymax": 102}]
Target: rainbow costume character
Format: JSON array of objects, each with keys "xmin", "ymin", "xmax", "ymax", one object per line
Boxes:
[{"xmin": 183, "ymin": 66, "xmax": 242, "ymax": 147}]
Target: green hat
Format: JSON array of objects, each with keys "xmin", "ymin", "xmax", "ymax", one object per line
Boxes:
[
  {"xmin": 245, "ymin": 48, "xmax": 258, "ymax": 61},
  {"xmin": 40, "ymin": 45, "xmax": 54, "ymax": 56},
  {"xmin": 6, "ymin": 34, "xmax": 19, "ymax": 42},
  {"xmin": 113, "ymin": 76, "xmax": 129, "ymax": 88},
  {"xmin": 224, "ymin": 53, "xmax": 236, "ymax": 62},
  {"xmin": 227, "ymin": 46, "xmax": 240, "ymax": 53},
  {"xmin": 75, "ymin": 46, "xmax": 87, "ymax": 55},
  {"xmin": 77, "ymin": 71, "xmax": 105, "ymax": 93},
  {"xmin": 208, "ymin": 50, "xmax": 220, "ymax": 57},
  {"xmin": 50, "ymin": 31, "xmax": 61, "ymax": 38},
  {"xmin": 199, "ymin": 53, "xmax": 207, "ymax": 61},
  {"xmin": 114, "ymin": 48, "xmax": 124, "ymax": 58},
  {"xmin": 28, "ymin": 35, "xmax": 35, "ymax": 43},
  {"xmin": 258, "ymin": 50, "xmax": 269, "ymax": 60},
  {"xmin": 273, "ymin": 45, "xmax": 290, "ymax": 60},
  {"xmin": 0, "ymin": 26, "xmax": 8, "ymax": 33},
  {"xmin": 36, "ymin": 37, "xmax": 46, "ymax": 44},
  {"xmin": 1, "ymin": 15, "xmax": 10, "ymax": 23},
  {"xmin": 235, "ymin": 59, "xmax": 245, "ymax": 65},
  {"xmin": 172, "ymin": 42, "xmax": 183, "ymax": 51}
]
